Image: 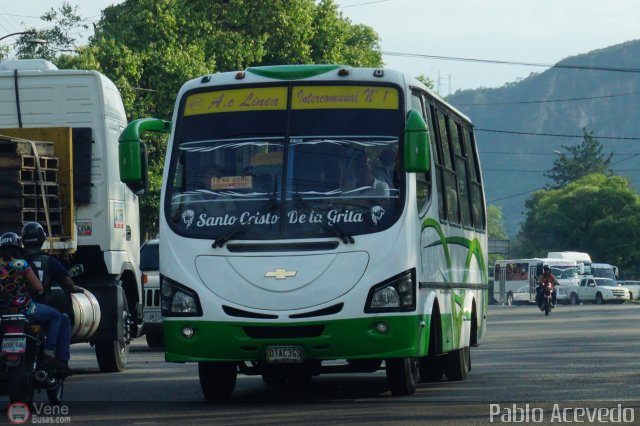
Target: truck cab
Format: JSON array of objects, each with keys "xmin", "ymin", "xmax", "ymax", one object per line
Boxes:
[{"xmin": 0, "ymin": 59, "xmax": 144, "ymax": 371}]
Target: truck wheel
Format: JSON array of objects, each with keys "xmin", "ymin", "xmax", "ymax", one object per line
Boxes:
[
  {"xmin": 570, "ymin": 293, "xmax": 579, "ymax": 305},
  {"xmin": 95, "ymin": 293, "xmax": 130, "ymax": 372},
  {"xmin": 386, "ymin": 357, "xmax": 419, "ymax": 396},
  {"xmin": 443, "ymin": 346, "xmax": 471, "ymax": 381},
  {"xmin": 199, "ymin": 362, "xmax": 237, "ymax": 401},
  {"xmin": 145, "ymin": 332, "xmax": 164, "ymax": 348},
  {"xmin": 595, "ymin": 293, "xmax": 604, "ymax": 305}
]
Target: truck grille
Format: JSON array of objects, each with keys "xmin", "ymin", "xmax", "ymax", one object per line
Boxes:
[{"xmin": 145, "ymin": 289, "xmax": 161, "ymax": 307}]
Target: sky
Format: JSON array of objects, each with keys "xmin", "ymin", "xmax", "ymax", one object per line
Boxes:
[{"xmin": 2, "ymin": 0, "xmax": 639, "ymax": 96}]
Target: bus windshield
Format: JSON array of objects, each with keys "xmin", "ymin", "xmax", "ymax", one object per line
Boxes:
[{"xmin": 166, "ymin": 84, "xmax": 404, "ymax": 241}]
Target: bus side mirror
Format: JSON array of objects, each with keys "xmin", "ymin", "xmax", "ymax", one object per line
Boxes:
[
  {"xmin": 404, "ymin": 110, "xmax": 430, "ymax": 173},
  {"xmin": 119, "ymin": 118, "xmax": 172, "ymax": 195}
]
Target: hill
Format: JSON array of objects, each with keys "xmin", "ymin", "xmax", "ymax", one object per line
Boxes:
[{"xmin": 448, "ymin": 39, "xmax": 640, "ymax": 236}]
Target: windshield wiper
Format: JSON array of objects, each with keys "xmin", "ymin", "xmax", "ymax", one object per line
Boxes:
[
  {"xmin": 293, "ymin": 194, "xmax": 355, "ymax": 244},
  {"xmin": 212, "ymin": 197, "xmax": 279, "ymax": 249}
]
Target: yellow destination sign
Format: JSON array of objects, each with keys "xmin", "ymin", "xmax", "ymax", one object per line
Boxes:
[
  {"xmin": 291, "ymin": 86, "xmax": 399, "ymax": 110},
  {"xmin": 184, "ymin": 87, "xmax": 288, "ymax": 116}
]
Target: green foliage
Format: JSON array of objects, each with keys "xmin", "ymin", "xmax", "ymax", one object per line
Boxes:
[
  {"xmin": 545, "ymin": 129, "xmax": 613, "ymax": 188},
  {"xmin": 487, "ymin": 205, "xmax": 508, "ymax": 240},
  {"xmin": 415, "ymin": 75, "xmax": 435, "ymax": 91},
  {"xmin": 516, "ymin": 174, "xmax": 640, "ymax": 277}
]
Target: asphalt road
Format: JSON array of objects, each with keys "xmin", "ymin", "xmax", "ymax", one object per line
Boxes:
[{"xmin": 4, "ymin": 303, "xmax": 640, "ymax": 425}]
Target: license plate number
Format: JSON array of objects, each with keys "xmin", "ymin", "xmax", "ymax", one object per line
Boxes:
[
  {"xmin": 144, "ymin": 311, "xmax": 162, "ymax": 323},
  {"xmin": 2, "ymin": 337, "xmax": 26, "ymax": 353},
  {"xmin": 266, "ymin": 346, "xmax": 303, "ymax": 363}
]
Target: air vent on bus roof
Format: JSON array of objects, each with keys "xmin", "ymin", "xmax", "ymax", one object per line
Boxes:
[{"xmin": 0, "ymin": 59, "xmax": 59, "ymax": 71}]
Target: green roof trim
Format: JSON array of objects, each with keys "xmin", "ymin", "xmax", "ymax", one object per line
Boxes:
[{"xmin": 246, "ymin": 64, "xmax": 342, "ymax": 80}]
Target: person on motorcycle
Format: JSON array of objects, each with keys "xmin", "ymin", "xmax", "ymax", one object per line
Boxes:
[
  {"xmin": 536, "ymin": 264, "xmax": 557, "ymax": 309},
  {"xmin": 21, "ymin": 222, "xmax": 81, "ymax": 372},
  {"xmin": 0, "ymin": 232, "xmax": 69, "ymax": 373}
]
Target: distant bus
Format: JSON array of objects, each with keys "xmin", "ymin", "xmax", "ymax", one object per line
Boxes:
[
  {"xmin": 494, "ymin": 258, "xmax": 579, "ymax": 305},
  {"xmin": 121, "ymin": 64, "xmax": 489, "ymax": 399}
]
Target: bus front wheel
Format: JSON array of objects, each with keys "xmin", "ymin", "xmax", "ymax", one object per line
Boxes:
[
  {"xmin": 198, "ymin": 362, "xmax": 237, "ymax": 401},
  {"xmin": 386, "ymin": 357, "xmax": 419, "ymax": 396}
]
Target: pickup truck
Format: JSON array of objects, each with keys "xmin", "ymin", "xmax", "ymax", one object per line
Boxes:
[{"xmin": 577, "ymin": 277, "xmax": 630, "ymax": 304}]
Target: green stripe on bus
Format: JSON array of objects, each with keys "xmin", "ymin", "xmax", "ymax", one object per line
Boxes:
[{"xmin": 163, "ymin": 314, "xmax": 435, "ymax": 363}]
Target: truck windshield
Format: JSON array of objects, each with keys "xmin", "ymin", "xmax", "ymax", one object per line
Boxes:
[
  {"xmin": 592, "ymin": 267, "xmax": 615, "ymax": 279},
  {"xmin": 166, "ymin": 84, "xmax": 404, "ymax": 241}
]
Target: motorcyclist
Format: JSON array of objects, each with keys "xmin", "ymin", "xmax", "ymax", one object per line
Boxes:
[
  {"xmin": 536, "ymin": 264, "xmax": 557, "ymax": 309},
  {"xmin": 21, "ymin": 222, "xmax": 81, "ymax": 372},
  {"xmin": 0, "ymin": 232, "xmax": 68, "ymax": 372}
]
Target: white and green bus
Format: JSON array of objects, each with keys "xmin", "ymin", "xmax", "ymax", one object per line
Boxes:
[{"xmin": 119, "ymin": 65, "xmax": 488, "ymax": 399}]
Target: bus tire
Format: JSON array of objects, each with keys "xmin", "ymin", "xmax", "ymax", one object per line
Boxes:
[
  {"xmin": 386, "ymin": 357, "xmax": 419, "ymax": 396},
  {"xmin": 443, "ymin": 346, "xmax": 470, "ymax": 381},
  {"xmin": 506, "ymin": 292, "xmax": 514, "ymax": 306},
  {"xmin": 198, "ymin": 362, "xmax": 237, "ymax": 401}
]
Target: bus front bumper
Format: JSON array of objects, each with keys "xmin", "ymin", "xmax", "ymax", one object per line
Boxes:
[{"xmin": 163, "ymin": 315, "xmax": 428, "ymax": 363}]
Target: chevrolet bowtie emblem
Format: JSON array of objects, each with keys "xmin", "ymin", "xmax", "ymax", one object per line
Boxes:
[{"xmin": 265, "ymin": 268, "xmax": 297, "ymax": 280}]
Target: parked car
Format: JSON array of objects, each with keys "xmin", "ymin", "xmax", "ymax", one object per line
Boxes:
[
  {"xmin": 140, "ymin": 239, "xmax": 162, "ymax": 347},
  {"xmin": 617, "ymin": 280, "xmax": 640, "ymax": 300},
  {"xmin": 507, "ymin": 285, "xmax": 533, "ymax": 306},
  {"xmin": 577, "ymin": 277, "xmax": 630, "ymax": 304}
]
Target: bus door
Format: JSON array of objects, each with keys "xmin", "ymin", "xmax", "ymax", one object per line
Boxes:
[
  {"xmin": 529, "ymin": 264, "xmax": 538, "ymax": 303},
  {"xmin": 498, "ymin": 267, "xmax": 506, "ymax": 304}
]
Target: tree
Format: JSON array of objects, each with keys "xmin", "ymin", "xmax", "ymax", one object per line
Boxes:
[
  {"xmin": 13, "ymin": 2, "xmax": 88, "ymax": 60},
  {"xmin": 545, "ymin": 129, "xmax": 613, "ymax": 188},
  {"xmin": 415, "ymin": 75, "xmax": 435, "ymax": 91},
  {"xmin": 516, "ymin": 174, "xmax": 640, "ymax": 277},
  {"xmin": 487, "ymin": 205, "xmax": 509, "ymax": 267}
]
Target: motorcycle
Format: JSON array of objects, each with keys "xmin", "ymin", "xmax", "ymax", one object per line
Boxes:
[
  {"xmin": 0, "ymin": 313, "xmax": 66, "ymax": 404},
  {"xmin": 539, "ymin": 283, "xmax": 555, "ymax": 316}
]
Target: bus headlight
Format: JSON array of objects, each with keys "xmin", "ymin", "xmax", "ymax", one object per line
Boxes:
[
  {"xmin": 161, "ymin": 275, "xmax": 203, "ymax": 317},
  {"xmin": 365, "ymin": 269, "xmax": 416, "ymax": 313}
]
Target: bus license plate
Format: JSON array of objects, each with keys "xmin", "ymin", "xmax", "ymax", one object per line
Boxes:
[
  {"xmin": 2, "ymin": 337, "xmax": 26, "ymax": 354},
  {"xmin": 266, "ymin": 346, "xmax": 303, "ymax": 363}
]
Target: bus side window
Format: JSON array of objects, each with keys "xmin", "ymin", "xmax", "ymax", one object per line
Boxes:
[
  {"xmin": 430, "ymin": 104, "xmax": 447, "ymax": 221},
  {"xmin": 450, "ymin": 120, "xmax": 472, "ymax": 227},
  {"xmin": 462, "ymin": 127, "xmax": 486, "ymax": 230},
  {"xmin": 438, "ymin": 110, "xmax": 460, "ymax": 224}
]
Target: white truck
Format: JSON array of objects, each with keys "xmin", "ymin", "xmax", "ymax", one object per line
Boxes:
[
  {"xmin": 547, "ymin": 251, "xmax": 618, "ymax": 279},
  {"xmin": 577, "ymin": 277, "xmax": 630, "ymax": 304},
  {"xmin": 0, "ymin": 59, "xmax": 149, "ymax": 371}
]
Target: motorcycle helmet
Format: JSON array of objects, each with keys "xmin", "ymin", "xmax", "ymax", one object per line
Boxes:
[
  {"xmin": 0, "ymin": 232, "xmax": 22, "ymax": 249},
  {"xmin": 21, "ymin": 222, "xmax": 46, "ymax": 249}
]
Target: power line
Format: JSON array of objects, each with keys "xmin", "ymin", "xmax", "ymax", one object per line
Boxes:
[
  {"xmin": 382, "ymin": 51, "xmax": 640, "ymax": 74},
  {"xmin": 342, "ymin": 0, "xmax": 391, "ymax": 8},
  {"xmin": 456, "ymin": 91, "xmax": 640, "ymax": 106},
  {"xmin": 488, "ymin": 187, "xmax": 544, "ymax": 203},
  {"xmin": 476, "ymin": 128, "xmax": 640, "ymax": 141}
]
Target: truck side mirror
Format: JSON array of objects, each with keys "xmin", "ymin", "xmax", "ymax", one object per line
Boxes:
[
  {"xmin": 119, "ymin": 118, "xmax": 172, "ymax": 195},
  {"xmin": 403, "ymin": 110, "xmax": 430, "ymax": 173}
]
